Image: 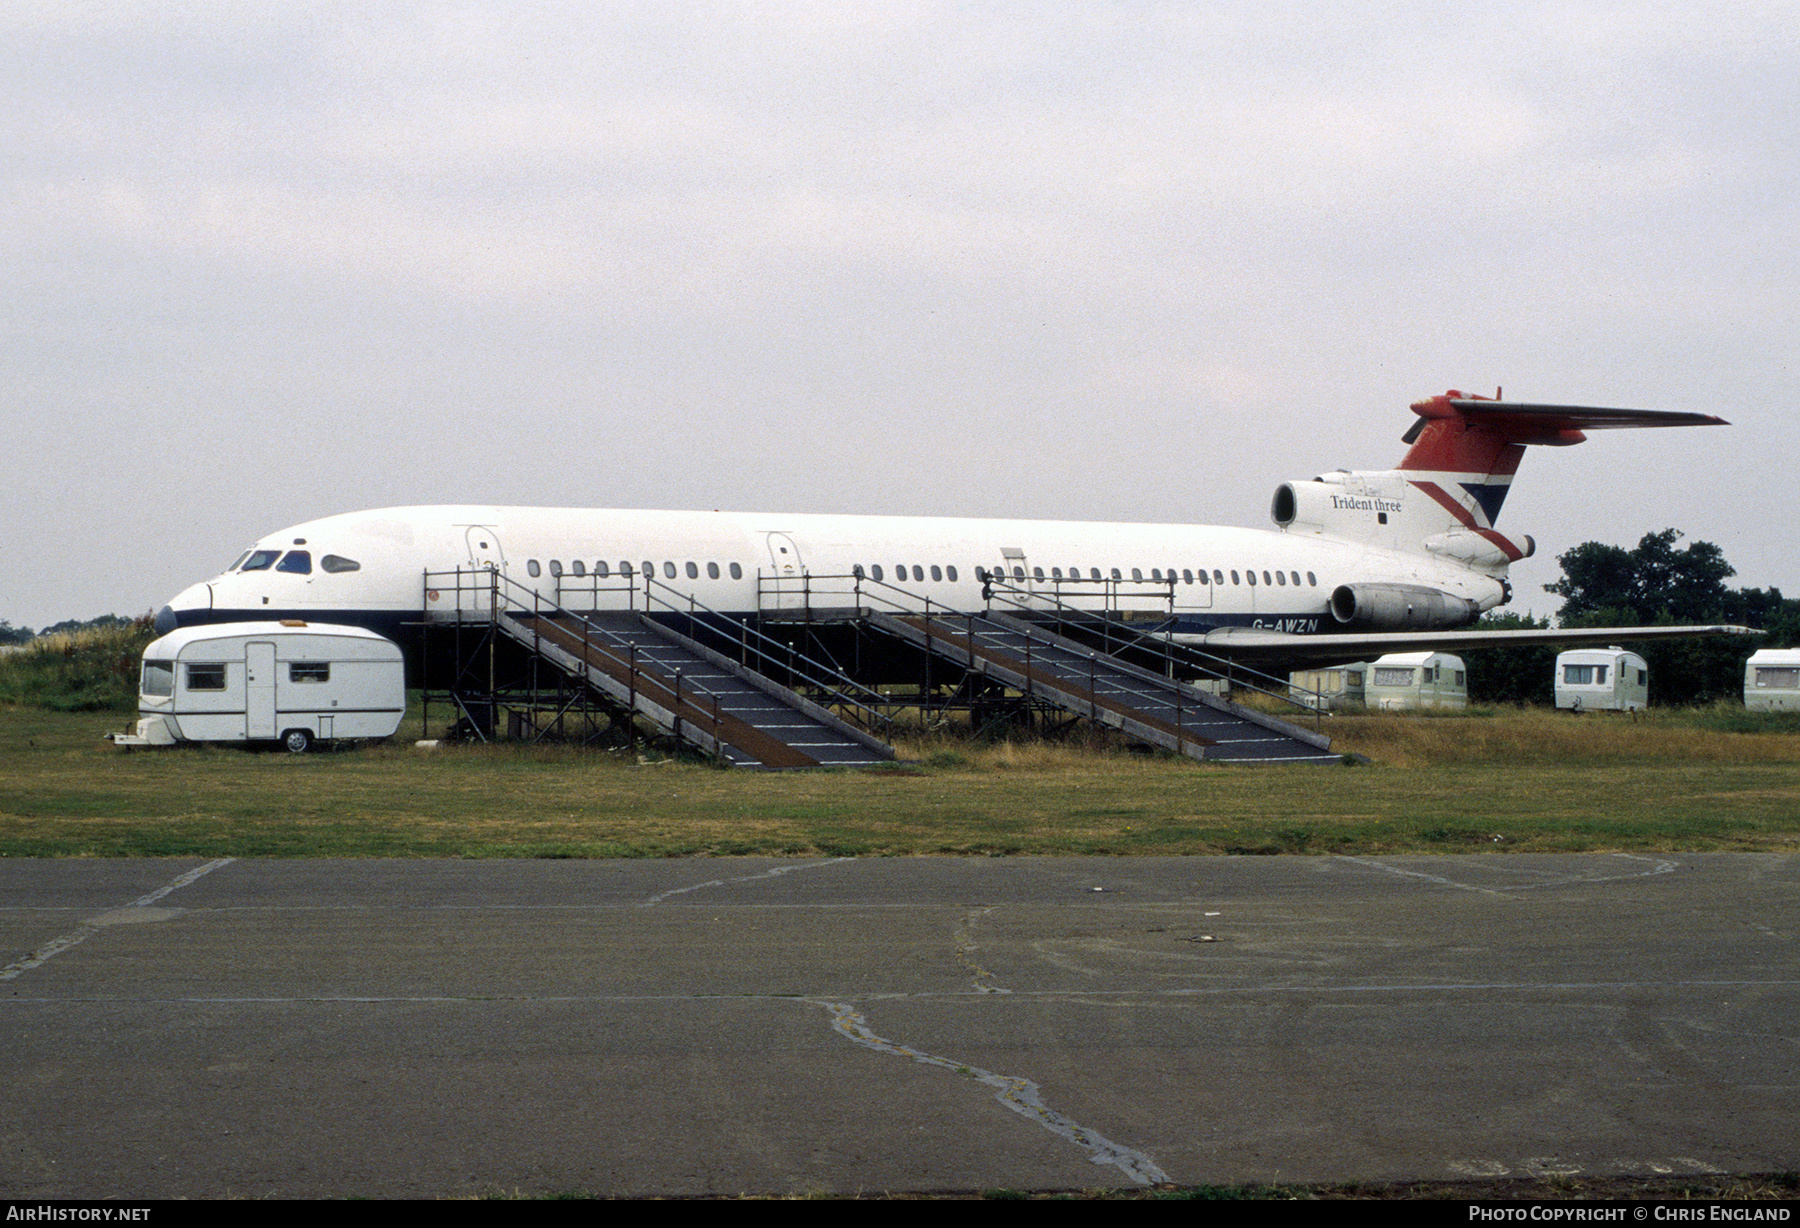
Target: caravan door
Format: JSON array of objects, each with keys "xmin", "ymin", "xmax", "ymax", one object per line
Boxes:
[{"xmin": 246, "ymin": 641, "xmax": 276, "ymax": 739}]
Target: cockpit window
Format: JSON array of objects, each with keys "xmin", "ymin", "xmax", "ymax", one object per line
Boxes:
[
  {"xmin": 240, "ymin": 550, "xmax": 280, "ymax": 571},
  {"xmin": 228, "ymin": 552, "xmax": 250, "ymax": 573},
  {"xmin": 276, "ymin": 551, "xmax": 312, "ymax": 575},
  {"xmin": 320, "ymin": 554, "xmax": 361, "ymax": 574}
]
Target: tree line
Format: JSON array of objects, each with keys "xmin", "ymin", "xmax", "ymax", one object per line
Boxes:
[{"xmin": 1467, "ymin": 529, "xmax": 1796, "ymax": 706}]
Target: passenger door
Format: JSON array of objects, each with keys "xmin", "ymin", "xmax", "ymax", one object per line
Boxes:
[{"xmin": 762, "ymin": 532, "xmax": 807, "ymax": 610}]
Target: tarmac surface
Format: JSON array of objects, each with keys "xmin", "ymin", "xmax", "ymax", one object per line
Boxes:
[{"xmin": 1, "ymin": 853, "xmax": 1795, "ymax": 1199}]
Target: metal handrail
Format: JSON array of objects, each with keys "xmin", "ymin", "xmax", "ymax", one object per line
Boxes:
[
  {"xmin": 969, "ymin": 576, "xmax": 1324, "ymax": 726},
  {"xmin": 424, "ymin": 566, "xmax": 739, "ymax": 753},
  {"xmin": 554, "ymin": 571, "xmax": 899, "ymax": 733},
  {"xmin": 752, "ymin": 567, "xmax": 1326, "ymax": 725}
]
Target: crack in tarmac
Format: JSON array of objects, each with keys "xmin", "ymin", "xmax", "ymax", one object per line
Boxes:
[
  {"xmin": 640, "ymin": 857, "xmax": 857, "ymax": 905},
  {"xmin": 0, "ymin": 858, "xmax": 235, "ymax": 982},
  {"xmin": 814, "ymin": 998, "xmax": 1170, "ymax": 1186}
]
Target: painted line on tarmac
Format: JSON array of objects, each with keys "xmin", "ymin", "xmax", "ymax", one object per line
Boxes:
[
  {"xmin": 0, "ymin": 857, "xmax": 236, "ymax": 982},
  {"xmin": 813, "ymin": 998, "xmax": 1171, "ymax": 1186},
  {"xmin": 640, "ymin": 856, "xmax": 856, "ymax": 905}
]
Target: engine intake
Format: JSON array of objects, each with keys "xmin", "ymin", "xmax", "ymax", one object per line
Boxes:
[{"xmin": 1329, "ymin": 584, "xmax": 1479, "ymax": 630}]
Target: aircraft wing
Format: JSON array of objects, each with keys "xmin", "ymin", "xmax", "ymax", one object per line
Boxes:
[{"xmin": 1179, "ymin": 623, "xmax": 1760, "ymax": 671}]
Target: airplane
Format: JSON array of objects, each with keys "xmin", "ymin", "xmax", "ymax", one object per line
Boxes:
[{"xmin": 153, "ymin": 390, "xmax": 1751, "ymax": 677}]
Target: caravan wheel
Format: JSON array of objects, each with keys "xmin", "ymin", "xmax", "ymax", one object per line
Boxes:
[{"xmin": 281, "ymin": 729, "xmax": 312, "ymax": 754}]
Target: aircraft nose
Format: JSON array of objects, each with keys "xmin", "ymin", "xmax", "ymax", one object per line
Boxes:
[{"xmin": 157, "ymin": 581, "xmax": 214, "ymax": 634}]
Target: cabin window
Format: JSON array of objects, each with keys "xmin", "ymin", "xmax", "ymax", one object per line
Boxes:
[
  {"xmin": 930, "ymin": 565, "xmax": 942, "ymax": 582},
  {"xmin": 186, "ymin": 663, "xmax": 227, "ymax": 691},
  {"xmin": 571, "ymin": 561, "xmax": 585, "ymax": 577},
  {"xmin": 527, "ymin": 560, "xmax": 541, "ymax": 578},
  {"xmin": 1109, "ymin": 568, "xmax": 1121, "ymax": 581},
  {"xmin": 663, "ymin": 562, "xmax": 677, "ymax": 579},
  {"xmin": 1290, "ymin": 571, "xmax": 1301, "ymax": 586},
  {"xmin": 1373, "ymin": 667, "xmax": 1414, "ymax": 686},
  {"xmin": 241, "ymin": 550, "xmax": 279, "ymax": 572},
  {"xmin": 912, "ymin": 565, "xmax": 924, "ymax": 582},
  {"xmin": 276, "ymin": 551, "xmax": 312, "ymax": 575},
  {"xmin": 1262, "ymin": 571, "xmax": 1273, "ymax": 586},
  {"xmin": 707, "ymin": 562, "xmax": 720, "ymax": 579},
  {"xmin": 1013, "ymin": 566, "xmax": 1026, "ymax": 581},
  {"xmin": 1150, "ymin": 568, "xmax": 1162, "ymax": 581},
  {"xmin": 290, "ymin": 663, "xmax": 329, "ymax": 683},
  {"xmin": 1051, "ymin": 567, "xmax": 1063, "ymax": 579},
  {"xmin": 946, "ymin": 565, "xmax": 958, "ymax": 582},
  {"xmin": 685, "ymin": 562, "xmax": 699, "ymax": 579},
  {"xmin": 1246, "ymin": 570, "xmax": 1256, "ymax": 585},
  {"xmin": 321, "ymin": 554, "xmax": 361, "ymax": 574},
  {"xmin": 1275, "ymin": 570, "xmax": 1286, "ymax": 585},
  {"xmin": 595, "ymin": 561, "xmax": 610, "ymax": 578},
  {"xmin": 1230, "ymin": 571, "xmax": 1239, "ymax": 584},
  {"xmin": 1307, "ymin": 571, "xmax": 1317, "ymax": 586},
  {"xmin": 641, "ymin": 561, "xmax": 652, "ymax": 578},
  {"xmin": 1214, "ymin": 570, "xmax": 1225, "ymax": 584},
  {"xmin": 142, "ymin": 660, "xmax": 174, "ymax": 697},
  {"xmin": 549, "ymin": 560, "xmax": 563, "ymax": 578},
  {"xmin": 871, "ymin": 564, "xmax": 885, "ymax": 582},
  {"xmin": 729, "ymin": 562, "xmax": 742, "ymax": 580},
  {"xmin": 852, "ymin": 564, "xmax": 865, "ymax": 580},
  {"xmin": 1182, "ymin": 570, "xmax": 1193, "ymax": 584}
]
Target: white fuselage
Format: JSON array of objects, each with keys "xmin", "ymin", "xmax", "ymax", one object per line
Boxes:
[{"xmin": 157, "ymin": 504, "xmax": 1509, "ymax": 646}]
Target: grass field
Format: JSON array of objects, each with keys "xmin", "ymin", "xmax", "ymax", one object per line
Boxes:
[{"xmin": 5, "ymin": 702, "xmax": 1799, "ymax": 859}]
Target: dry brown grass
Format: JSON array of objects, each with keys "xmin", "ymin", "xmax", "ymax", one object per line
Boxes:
[{"xmin": 1327, "ymin": 704, "xmax": 1800, "ymax": 769}]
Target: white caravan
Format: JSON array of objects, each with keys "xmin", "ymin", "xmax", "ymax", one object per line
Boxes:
[
  {"xmin": 1744, "ymin": 648, "xmax": 1800, "ymax": 711},
  {"xmin": 1364, "ymin": 652, "xmax": 1467, "ymax": 710},
  {"xmin": 112, "ymin": 621, "xmax": 405, "ymax": 752},
  {"xmin": 1555, "ymin": 647, "xmax": 1649, "ymax": 712},
  {"xmin": 1289, "ymin": 663, "xmax": 1368, "ymax": 712}
]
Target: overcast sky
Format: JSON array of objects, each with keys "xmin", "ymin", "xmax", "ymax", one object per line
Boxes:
[{"xmin": 3, "ymin": 0, "xmax": 1794, "ymax": 630}]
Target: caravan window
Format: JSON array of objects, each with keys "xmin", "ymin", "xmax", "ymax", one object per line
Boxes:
[
  {"xmin": 320, "ymin": 555, "xmax": 360, "ymax": 573},
  {"xmin": 186, "ymin": 663, "xmax": 226, "ymax": 691},
  {"xmin": 290, "ymin": 663, "xmax": 329, "ymax": 683},
  {"xmin": 1373, "ymin": 667, "xmax": 1414, "ymax": 686},
  {"xmin": 1756, "ymin": 667, "xmax": 1800, "ymax": 688},
  {"xmin": 143, "ymin": 660, "xmax": 174, "ymax": 697},
  {"xmin": 1563, "ymin": 664, "xmax": 1609, "ymax": 685},
  {"xmin": 276, "ymin": 551, "xmax": 312, "ymax": 574}
]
